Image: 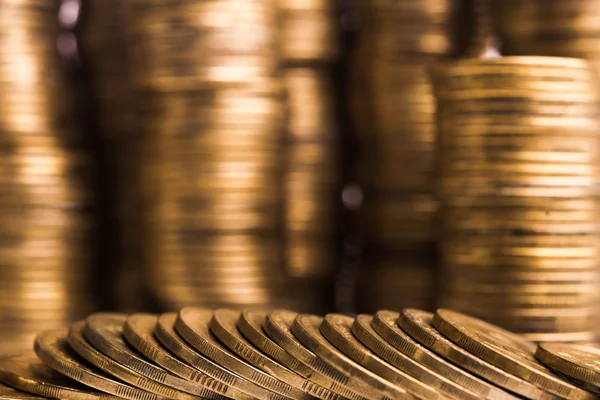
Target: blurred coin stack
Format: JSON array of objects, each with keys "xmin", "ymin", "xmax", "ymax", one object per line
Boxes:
[
  {"xmin": 433, "ymin": 56, "xmax": 600, "ymax": 342},
  {"xmin": 0, "ymin": 0, "xmax": 93, "ymax": 351},
  {"xmin": 126, "ymin": 0, "xmax": 290, "ymax": 310},
  {"xmin": 280, "ymin": 0, "xmax": 340, "ymax": 312},
  {"xmin": 351, "ymin": 0, "xmax": 460, "ymax": 312},
  {"xmin": 79, "ymin": 0, "xmax": 142, "ymax": 310}
]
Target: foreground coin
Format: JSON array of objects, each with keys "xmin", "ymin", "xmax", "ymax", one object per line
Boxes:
[
  {"xmin": 264, "ymin": 310, "xmax": 392, "ymax": 400},
  {"xmin": 123, "ymin": 313, "xmax": 253, "ymax": 400},
  {"xmin": 238, "ymin": 310, "xmax": 371, "ymax": 400},
  {"xmin": 536, "ymin": 343, "xmax": 600, "ymax": 395},
  {"xmin": 34, "ymin": 329, "xmax": 169, "ymax": 400},
  {"xmin": 154, "ymin": 313, "xmax": 291, "ymax": 400},
  {"xmin": 0, "ymin": 355, "xmax": 119, "ymax": 400},
  {"xmin": 0, "ymin": 383, "xmax": 46, "ymax": 400},
  {"xmin": 397, "ymin": 309, "xmax": 559, "ymax": 400},
  {"xmin": 320, "ymin": 314, "xmax": 446, "ymax": 400},
  {"xmin": 84, "ymin": 313, "xmax": 227, "ymax": 399},
  {"xmin": 291, "ymin": 314, "xmax": 412, "ymax": 399},
  {"xmin": 177, "ymin": 307, "xmax": 314, "ymax": 400},
  {"xmin": 432, "ymin": 309, "xmax": 596, "ymax": 400},
  {"xmin": 67, "ymin": 321, "xmax": 198, "ymax": 400},
  {"xmin": 371, "ymin": 311, "xmax": 517, "ymax": 400},
  {"xmin": 210, "ymin": 309, "xmax": 341, "ymax": 400}
]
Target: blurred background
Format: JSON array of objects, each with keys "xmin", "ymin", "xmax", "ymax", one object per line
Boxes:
[{"xmin": 3, "ymin": 0, "xmax": 600, "ymax": 351}]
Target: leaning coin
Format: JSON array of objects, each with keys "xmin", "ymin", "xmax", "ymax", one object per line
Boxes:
[
  {"xmin": 84, "ymin": 313, "xmax": 228, "ymax": 399},
  {"xmin": 0, "ymin": 383, "xmax": 46, "ymax": 399},
  {"xmin": 0, "ymin": 355, "xmax": 120, "ymax": 400},
  {"xmin": 398, "ymin": 309, "xmax": 559, "ymax": 400},
  {"xmin": 291, "ymin": 314, "xmax": 412, "ymax": 400},
  {"xmin": 351, "ymin": 314, "xmax": 485, "ymax": 400},
  {"xmin": 123, "ymin": 313, "xmax": 254, "ymax": 400},
  {"xmin": 320, "ymin": 314, "xmax": 446, "ymax": 400},
  {"xmin": 176, "ymin": 307, "xmax": 311, "ymax": 400},
  {"xmin": 67, "ymin": 321, "xmax": 200, "ymax": 400},
  {"xmin": 154, "ymin": 313, "xmax": 291, "ymax": 400},
  {"xmin": 265, "ymin": 310, "xmax": 391, "ymax": 400},
  {"xmin": 432, "ymin": 309, "xmax": 596, "ymax": 400},
  {"xmin": 238, "ymin": 310, "xmax": 371, "ymax": 400},
  {"xmin": 536, "ymin": 343, "xmax": 600, "ymax": 395},
  {"xmin": 210, "ymin": 309, "xmax": 341, "ymax": 400},
  {"xmin": 34, "ymin": 329, "xmax": 169, "ymax": 400}
]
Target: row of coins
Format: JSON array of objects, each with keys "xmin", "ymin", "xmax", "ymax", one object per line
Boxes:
[
  {"xmin": 0, "ymin": 0, "xmax": 94, "ymax": 352},
  {"xmin": 351, "ymin": 0, "xmax": 462, "ymax": 313},
  {"xmin": 434, "ymin": 56, "xmax": 600, "ymax": 341},
  {"xmin": 2, "ymin": 307, "xmax": 600, "ymax": 400}
]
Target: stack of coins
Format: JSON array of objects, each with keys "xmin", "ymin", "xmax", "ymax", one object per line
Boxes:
[
  {"xmin": 0, "ymin": 0, "xmax": 93, "ymax": 352},
  {"xmin": 492, "ymin": 0, "xmax": 600, "ymax": 63},
  {"xmin": 280, "ymin": 0, "xmax": 340, "ymax": 312},
  {"xmin": 126, "ymin": 1, "xmax": 290, "ymax": 310},
  {"xmin": 433, "ymin": 56, "xmax": 600, "ymax": 342},
  {"xmin": 79, "ymin": 0, "xmax": 142, "ymax": 310},
  {"xmin": 351, "ymin": 0, "xmax": 461, "ymax": 312},
  {"xmin": 3, "ymin": 307, "xmax": 600, "ymax": 400}
]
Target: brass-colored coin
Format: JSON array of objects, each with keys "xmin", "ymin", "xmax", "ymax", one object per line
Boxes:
[
  {"xmin": 264, "ymin": 310, "xmax": 393, "ymax": 400},
  {"xmin": 34, "ymin": 329, "xmax": 168, "ymax": 400},
  {"xmin": 350, "ymin": 314, "xmax": 479, "ymax": 400},
  {"xmin": 0, "ymin": 383, "xmax": 46, "ymax": 399},
  {"xmin": 210, "ymin": 309, "xmax": 340, "ymax": 400},
  {"xmin": 0, "ymin": 355, "xmax": 119, "ymax": 400},
  {"xmin": 291, "ymin": 314, "xmax": 412, "ymax": 400},
  {"xmin": 154, "ymin": 313, "xmax": 289, "ymax": 400},
  {"xmin": 320, "ymin": 314, "xmax": 446, "ymax": 400},
  {"xmin": 123, "ymin": 313, "xmax": 253, "ymax": 400},
  {"xmin": 238, "ymin": 310, "xmax": 371, "ymax": 400},
  {"xmin": 371, "ymin": 311, "xmax": 517, "ymax": 400},
  {"xmin": 536, "ymin": 343, "xmax": 600, "ymax": 394},
  {"xmin": 84, "ymin": 313, "xmax": 226, "ymax": 399},
  {"xmin": 397, "ymin": 310, "xmax": 559, "ymax": 400},
  {"xmin": 176, "ymin": 308, "xmax": 314, "ymax": 400},
  {"xmin": 67, "ymin": 321, "xmax": 197, "ymax": 400},
  {"xmin": 432, "ymin": 309, "xmax": 596, "ymax": 400}
]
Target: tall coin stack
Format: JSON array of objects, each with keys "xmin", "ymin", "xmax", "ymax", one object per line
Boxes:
[
  {"xmin": 79, "ymin": 0, "xmax": 142, "ymax": 310},
  {"xmin": 126, "ymin": 0, "xmax": 290, "ymax": 310},
  {"xmin": 280, "ymin": 0, "xmax": 340, "ymax": 312},
  {"xmin": 0, "ymin": 0, "xmax": 93, "ymax": 351},
  {"xmin": 433, "ymin": 56, "xmax": 600, "ymax": 342},
  {"xmin": 351, "ymin": 0, "xmax": 460, "ymax": 312}
]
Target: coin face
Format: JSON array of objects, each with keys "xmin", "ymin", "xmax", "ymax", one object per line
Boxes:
[
  {"xmin": 432, "ymin": 309, "xmax": 595, "ymax": 400},
  {"xmin": 0, "ymin": 383, "xmax": 46, "ymax": 400},
  {"xmin": 536, "ymin": 343, "xmax": 600, "ymax": 394}
]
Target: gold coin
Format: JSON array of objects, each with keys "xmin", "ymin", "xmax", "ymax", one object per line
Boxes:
[
  {"xmin": 0, "ymin": 383, "xmax": 46, "ymax": 400},
  {"xmin": 536, "ymin": 343, "xmax": 600, "ymax": 394},
  {"xmin": 238, "ymin": 310, "xmax": 371, "ymax": 400},
  {"xmin": 67, "ymin": 321, "xmax": 196, "ymax": 400},
  {"xmin": 154, "ymin": 313, "xmax": 287, "ymax": 400},
  {"xmin": 291, "ymin": 314, "xmax": 412, "ymax": 399},
  {"xmin": 397, "ymin": 310, "xmax": 560, "ymax": 400},
  {"xmin": 123, "ymin": 313, "xmax": 253, "ymax": 400},
  {"xmin": 84, "ymin": 313, "xmax": 226, "ymax": 399},
  {"xmin": 320, "ymin": 314, "xmax": 446, "ymax": 400},
  {"xmin": 350, "ymin": 314, "xmax": 480, "ymax": 400},
  {"xmin": 176, "ymin": 307, "xmax": 315, "ymax": 399},
  {"xmin": 0, "ymin": 355, "xmax": 119, "ymax": 400},
  {"xmin": 371, "ymin": 311, "xmax": 518, "ymax": 400},
  {"xmin": 264, "ymin": 310, "xmax": 393, "ymax": 400},
  {"xmin": 210, "ymin": 309, "xmax": 340, "ymax": 400},
  {"xmin": 33, "ymin": 329, "xmax": 168, "ymax": 400},
  {"xmin": 432, "ymin": 309, "xmax": 596, "ymax": 399}
]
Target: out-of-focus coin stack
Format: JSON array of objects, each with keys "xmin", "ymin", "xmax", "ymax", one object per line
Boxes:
[
  {"xmin": 433, "ymin": 56, "xmax": 600, "ymax": 342},
  {"xmin": 126, "ymin": 0, "xmax": 291, "ymax": 310},
  {"xmin": 351, "ymin": 0, "xmax": 460, "ymax": 312},
  {"xmin": 79, "ymin": 0, "xmax": 142, "ymax": 310},
  {"xmin": 280, "ymin": 0, "xmax": 340, "ymax": 312},
  {"xmin": 0, "ymin": 0, "xmax": 93, "ymax": 351}
]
